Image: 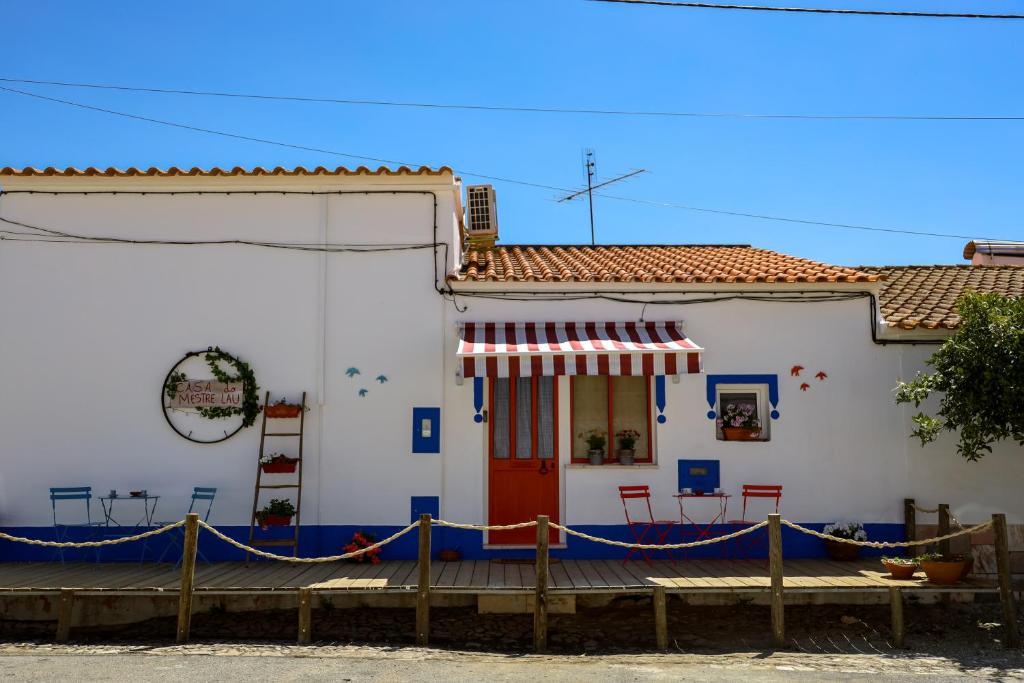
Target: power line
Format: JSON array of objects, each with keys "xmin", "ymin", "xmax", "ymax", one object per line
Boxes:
[
  {"xmin": 588, "ymin": 0, "xmax": 1024, "ymax": 20},
  {"xmin": 0, "ymin": 85, "xmax": 1014, "ymax": 243},
  {"xmin": 2, "ymin": 77, "xmax": 1022, "ymax": 122}
]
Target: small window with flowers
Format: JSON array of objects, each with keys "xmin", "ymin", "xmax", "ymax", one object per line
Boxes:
[
  {"xmin": 715, "ymin": 385, "xmax": 770, "ymax": 442},
  {"xmin": 572, "ymin": 376, "xmax": 653, "ymax": 464}
]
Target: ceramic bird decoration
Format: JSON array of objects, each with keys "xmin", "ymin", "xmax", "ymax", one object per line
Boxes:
[
  {"xmin": 800, "ymin": 383, "xmax": 810, "ymax": 391},
  {"xmin": 375, "ymin": 374, "xmax": 388, "ymax": 384},
  {"xmin": 358, "ymin": 388, "xmax": 369, "ymax": 397},
  {"xmin": 815, "ymin": 371, "xmax": 828, "ymax": 381},
  {"xmin": 346, "ymin": 367, "xmax": 361, "ymax": 378},
  {"xmin": 790, "ymin": 365, "xmax": 804, "ymax": 377}
]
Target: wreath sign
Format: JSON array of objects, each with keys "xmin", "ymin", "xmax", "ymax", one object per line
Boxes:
[{"xmin": 162, "ymin": 347, "xmax": 260, "ymax": 443}]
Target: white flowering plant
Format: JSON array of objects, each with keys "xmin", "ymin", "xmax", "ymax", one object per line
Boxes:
[
  {"xmin": 716, "ymin": 402, "xmax": 761, "ymax": 430},
  {"xmin": 823, "ymin": 522, "xmax": 868, "ymax": 542}
]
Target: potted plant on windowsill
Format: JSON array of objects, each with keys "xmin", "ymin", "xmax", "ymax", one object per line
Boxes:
[
  {"xmin": 256, "ymin": 498, "xmax": 296, "ymax": 529},
  {"xmin": 717, "ymin": 402, "xmax": 761, "ymax": 441},
  {"xmin": 918, "ymin": 552, "xmax": 970, "ymax": 585},
  {"xmin": 260, "ymin": 452, "xmax": 299, "ymax": 474},
  {"xmin": 580, "ymin": 429, "xmax": 607, "ymax": 465},
  {"xmin": 265, "ymin": 397, "xmax": 303, "ymax": 419},
  {"xmin": 822, "ymin": 522, "xmax": 867, "ymax": 561},
  {"xmin": 616, "ymin": 429, "xmax": 641, "ymax": 465}
]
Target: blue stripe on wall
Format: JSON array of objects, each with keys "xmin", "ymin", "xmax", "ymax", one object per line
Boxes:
[{"xmin": 0, "ymin": 523, "xmax": 904, "ymax": 563}]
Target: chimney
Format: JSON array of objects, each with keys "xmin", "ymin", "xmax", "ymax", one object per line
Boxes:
[
  {"xmin": 963, "ymin": 240, "xmax": 1024, "ymax": 266},
  {"xmin": 465, "ymin": 184, "xmax": 498, "ymax": 249}
]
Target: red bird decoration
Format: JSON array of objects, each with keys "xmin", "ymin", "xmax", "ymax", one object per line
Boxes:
[
  {"xmin": 815, "ymin": 371, "xmax": 828, "ymax": 381},
  {"xmin": 790, "ymin": 365, "xmax": 804, "ymax": 377},
  {"xmin": 800, "ymin": 383, "xmax": 810, "ymax": 391}
]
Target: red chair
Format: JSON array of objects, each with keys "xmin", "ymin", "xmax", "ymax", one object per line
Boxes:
[
  {"xmin": 618, "ymin": 485, "xmax": 676, "ymax": 565},
  {"xmin": 728, "ymin": 484, "xmax": 783, "ymax": 558}
]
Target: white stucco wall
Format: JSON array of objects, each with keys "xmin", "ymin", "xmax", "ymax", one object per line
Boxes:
[{"xmin": 0, "ymin": 175, "xmax": 1020, "ymax": 533}]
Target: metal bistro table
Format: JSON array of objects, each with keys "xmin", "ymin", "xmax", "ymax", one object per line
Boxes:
[
  {"xmin": 99, "ymin": 493, "xmax": 160, "ymax": 561},
  {"xmin": 674, "ymin": 492, "xmax": 730, "ymax": 558}
]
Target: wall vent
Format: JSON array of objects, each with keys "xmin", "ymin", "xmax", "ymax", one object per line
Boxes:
[{"xmin": 465, "ymin": 184, "xmax": 498, "ymax": 248}]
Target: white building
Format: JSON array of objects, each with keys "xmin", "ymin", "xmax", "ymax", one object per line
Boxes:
[{"xmin": 0, "ymin": 165, "xmax": 1021, "ymax": 563}]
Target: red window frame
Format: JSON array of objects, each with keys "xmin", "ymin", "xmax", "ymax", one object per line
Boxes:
[
  {"xmin": 488, "ymin": 377, "xmax": 559, "ymax": 461},
  {"xmin": 569, "ymin": 376, "xmax": 653, "ymax": 464}
]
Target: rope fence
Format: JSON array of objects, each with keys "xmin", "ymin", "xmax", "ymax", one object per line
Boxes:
[
  {"xmin": 781, "ymin": 519, "xmax": 992, "ymax": 549},
  {"xmin": 0, "ymin": 520, "xmax": 185, "ymax": 548},
  {"xmin": 549, "ymin": 520, "xmax": 768, "ymax": 549}
]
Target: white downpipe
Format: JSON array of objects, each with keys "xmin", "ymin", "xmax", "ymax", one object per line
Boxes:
[{"xmin": 315, "ymin": 193, "xmax": 328, "ymax": 532}]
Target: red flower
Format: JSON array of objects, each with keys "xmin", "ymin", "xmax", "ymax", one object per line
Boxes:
[
  {"xmin": 370, "ymin": 555, "xmax": 381, "ymax": 565},
  {"xmin": 344, "ymin": 543, "xmax": 357, "ymax": 553}
]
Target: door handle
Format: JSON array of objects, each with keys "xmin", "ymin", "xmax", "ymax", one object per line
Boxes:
[{"xmin": 538, "ymin": 461, "xmax": 549, "ymax": 475}]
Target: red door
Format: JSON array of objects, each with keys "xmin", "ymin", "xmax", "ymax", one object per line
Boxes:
[{"xmin": 488, "ymin": 376, "xmax": 559, "ymax": 545}]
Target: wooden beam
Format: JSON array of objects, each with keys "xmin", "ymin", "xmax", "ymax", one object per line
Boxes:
[
  {"xmin": 889, "ymin": 587, "xmax": 904, "ymax": 648},
  {"xmin": 54, "ymin": 589, "xmax": 75, "ymax": 643},
  {"xmin": 534, "ymin": 515, "xmax": 550, "ymax": 654},
  {"xmin": 175, "ymin": 512, "xmax": 200, "ymax": 644},
  {"xmin": 653, "ymin": 586, "xmax": 668, "ymax": 651},
  {"xmin": 416, "ymin": 513, "xmax": 431, "ymax": 646},
  {"xmin": 297, "ymin": 587, "xmax": 312, "ymax": 644},
  {"xmin": 992, "ymin": 513, "xmax": 1020, "ymax": 649},
  {"xmin": 938, "ymin": 504, "xmax": 951, "ymax": 557},
  {"xmin": 768, "ymin": 513, "xmax": 785, "ymax": 647},
  {"xmin": 904, "ymin": 498, "xmax": 916, "ymax": 558}
]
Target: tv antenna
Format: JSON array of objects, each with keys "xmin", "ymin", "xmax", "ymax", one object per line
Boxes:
[{"xmin": 557, "ymin": 150, "xmax": 645, "ymax": 245}]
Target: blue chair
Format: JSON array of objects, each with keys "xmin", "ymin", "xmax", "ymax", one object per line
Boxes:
[
  {"xmin": 49, "ymin": 487, "xmax": 104, "ymax": 563},
  {"xmin": 158, "ymin": 487, "xmax": 217, "ymax": 564}
]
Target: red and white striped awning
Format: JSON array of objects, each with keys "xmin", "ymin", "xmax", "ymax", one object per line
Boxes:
[{"xmin": 457, "ymin": 322, "xmax": 703, "ymax": 379}]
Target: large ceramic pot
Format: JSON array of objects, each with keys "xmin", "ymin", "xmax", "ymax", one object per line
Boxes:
[
  {"xmin": 825, "ymin": 539, "xmax": 861, "ymax": 561},
  {"xmin": 588, "ymin": 449, "xmax": 604, "ymax": 466},
  {"xmin": 921, "ymin": 558, "xmax": 968, "ymax": 585},
  {"xmin": 722, "ymin": 427, "xmax": 761, "ymax": 441},
  {"xmin": 618, "ymin": 449, "xmax": 635, "ymax": 465}
]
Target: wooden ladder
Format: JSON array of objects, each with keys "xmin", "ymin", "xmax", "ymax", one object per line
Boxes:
[{"xmin": 248, "ymin": 390, "xmax": 306, "ymax": 561}]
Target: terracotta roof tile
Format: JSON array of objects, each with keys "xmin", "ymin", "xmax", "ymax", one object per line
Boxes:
[
  {"xmin": 861, "ymin": 265, "xmax": 1024, "ymax": 330},
  {"xmin": 0, "ymin": 165, "xmax": 452, "ymax": 178},
  {"xmin": 455, "ymin": 245, "xmax": 880, "ymax": 284}
]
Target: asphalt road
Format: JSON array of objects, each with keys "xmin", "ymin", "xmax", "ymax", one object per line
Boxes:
[{"xmin": 1, "ymin": 646, "xmax": 1019, "ymax": 682}]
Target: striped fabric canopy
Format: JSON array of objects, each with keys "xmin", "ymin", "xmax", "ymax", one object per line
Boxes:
[{"xmin": 457, "ymin": 321, "xmax": 703, "ymax": 379}]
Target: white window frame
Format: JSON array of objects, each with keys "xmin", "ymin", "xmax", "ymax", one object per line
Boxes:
[{"xmin": 715, "ymin": 383, "xmax": 771, "ymax": 442}]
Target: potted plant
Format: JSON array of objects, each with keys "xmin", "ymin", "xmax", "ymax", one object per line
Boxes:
[
  {"xmin": 717, "ymin": 403, "xmax": 761, "ymax": 441},
  {"xmin": 439, "ymin": 548, "xmax": 462, "ymax": 562},
  {"xmin": 822, "ymin": 522, "xmax": 867, "ymax": 561},
  {"xmin": 256, "ymin": 498, "xmax": 295, "ymax": 529},
  {"xmin": 260, "ymin": 452, "xmax": 299, "ymax": 474},
  {"xmin": 343, "ymin": 531, "xmax": 382, "ymax": 564},
  {"xmin": 918, "ymin": 552, "xmax": 969, "ymax": 585},
  {"xmin": 881, "ymin": 556, "xmax": 919, "ymax": 580},
  {"xmin": 265, "ymin": 397, "xmax": 303, "ymax": 419},
  {"xmin": 615, "ymin": 429, "xmax": 641, "ymax": 465},
  {"xmin": 580, "ymin": 429, "xmax": 607, "ymax": 465}
]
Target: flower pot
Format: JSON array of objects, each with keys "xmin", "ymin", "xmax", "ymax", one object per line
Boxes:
[
  {"xmin": 439, "ymin": 549, "xmax": 462, "ymax": 562},
  {"xmin": 881, "ymin": 559, "xmax": 919, "ymax": 580},
  {"xmin": 265, "ymin": 404, "xmax": 302, "ymax": 418},
  {"xmin": 588, "ymin": 449, "xmax": 604, "ymax": 465},
  {"xmin": 824, "ymin": 539, "xmax": 861, "ymax": 561},
  {"xmin": 722, "ymin": 427, "xmax": 761, "ymax": 441},
  {"xmin": 261, "ymin": 460, "xmax": 298, "ymax": 474},
  {"xmin": 920, "ymin": 559, "xmax": 967, "ymax": 585},
  {"xmin": 261, "ymin": 514, "xmax": 293, "ymax": 527},
  {"xmin": 618, "ymin": 449, "xmax": 635, "ymax": 465}
]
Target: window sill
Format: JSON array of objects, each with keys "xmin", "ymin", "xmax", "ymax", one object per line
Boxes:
[{"xmin": 566, "ymin": 463, "xmax": 659, "ymax": 469}]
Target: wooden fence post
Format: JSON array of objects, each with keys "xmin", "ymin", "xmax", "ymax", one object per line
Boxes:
[
  {"xmin": 297, "ymin": 587, "xmax": 313, "ymax": 644},
  {"xmin": 416, "ymin": 513, "xmax": 431, "ymax": 646},
  {"xmin": 175, "ymin": 513, "xmax": 200, "ymax": 644},
  {"xmin": 55, "ymin": 589, "xmax": 75, "ymax": 643},
  {"xmin": 653, "ymin": 586, "xmax": 668, "ymax": 651},
  {"xmin": 938, "ymin": 504, "xmax": 951, "ymax": 557},
  {"xmin": 768, "ymin": 513, "xmax": 785, "ymax": 647},
  {"xmin": 993, "ymin": 513, "xmax": 1020, "ymax": 649},
  {"xmin": 904, "ymin": 498, "xmax": 916, "ymax": 558},
  {"xmin": 534, "ymin": 515, "xmax": 550, "ymax": 653},
  {"xmin": 889, "ymin": 587, "xmax": 905, "ymax": 648}
]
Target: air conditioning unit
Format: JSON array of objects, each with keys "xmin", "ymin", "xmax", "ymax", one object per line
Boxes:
[{"xmin": 465, "ymin": 184, "xmax": 498, "ymax": 246}]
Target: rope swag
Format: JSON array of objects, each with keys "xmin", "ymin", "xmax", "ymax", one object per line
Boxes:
[{"xmin": 164, "ymin": 347, "xmax": 261, "ymax": 427}]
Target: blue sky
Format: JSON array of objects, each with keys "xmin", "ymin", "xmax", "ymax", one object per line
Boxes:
[{"xmin": 1, "ymin": 0, "xmax": 1021, "ymax": 265}]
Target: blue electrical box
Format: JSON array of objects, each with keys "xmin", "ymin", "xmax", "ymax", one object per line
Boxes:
[
  {"xmin": 678, "ymin": 459, "xmax": 720, "ymax": 494},
  {"xmin": 410, "ymin": 496, "xmax": 440, "ymax": 523},
  {"xmin": 412, "ymin": 407, "xmax": 441, "ymax": 453}
]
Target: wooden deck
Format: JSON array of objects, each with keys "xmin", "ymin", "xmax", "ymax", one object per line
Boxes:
[{"xmin": 0, "ymin": 559, "xmax": 1000, "ymax": 595}]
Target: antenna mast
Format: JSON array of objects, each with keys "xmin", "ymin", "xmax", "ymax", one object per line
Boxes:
[{"xmin": 557, "ymin": 150, "xmax": 645, "ymax": 245}]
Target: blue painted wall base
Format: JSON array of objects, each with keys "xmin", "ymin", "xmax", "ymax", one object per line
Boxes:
[{"xmin": 0, "ymin": 523, "xmax": 904, "ymax": 563}]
